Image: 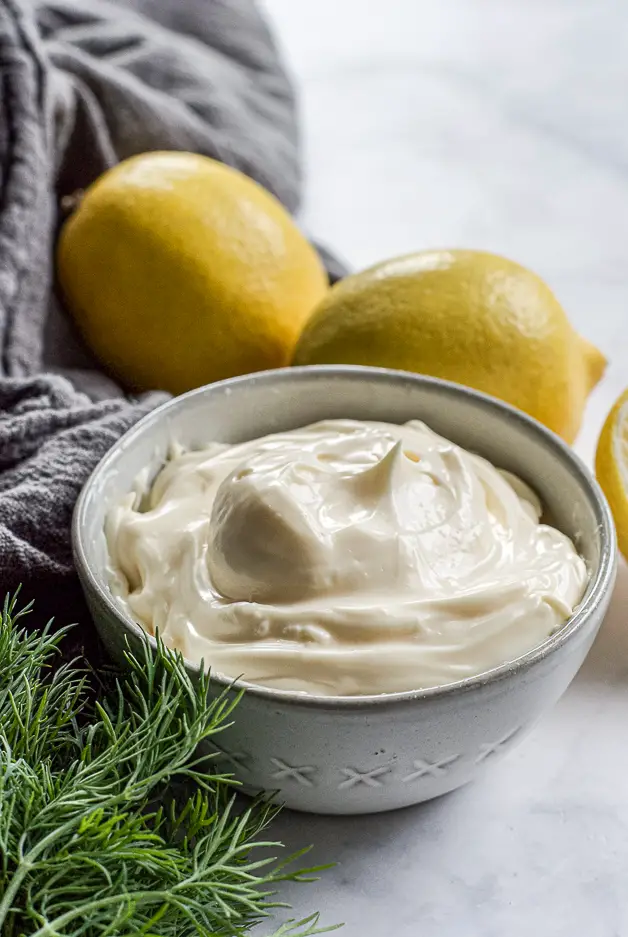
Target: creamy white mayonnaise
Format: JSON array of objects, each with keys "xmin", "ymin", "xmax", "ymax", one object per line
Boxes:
[{"xmin": 105, "ymin": 420, "xmax": 588, "ymax": 696}]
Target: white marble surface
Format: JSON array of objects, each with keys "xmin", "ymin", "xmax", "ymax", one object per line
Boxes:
[{"xmin": 259, "ymin": 2, "xmax": 628, "ymax": 934}]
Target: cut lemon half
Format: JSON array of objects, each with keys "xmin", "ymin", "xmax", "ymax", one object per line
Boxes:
[{"xmin": 596, "ymin": 388, "xmax": 628, "ymax": 559}]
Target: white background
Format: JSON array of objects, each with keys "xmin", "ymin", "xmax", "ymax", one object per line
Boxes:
[{"xmin": 260, "ymin": 3, "xmax": 628, "ymax": 934}]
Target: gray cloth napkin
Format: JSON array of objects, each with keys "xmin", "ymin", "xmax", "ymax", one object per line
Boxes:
[{"xmin": 0, "ymin": 0, "xmax": 343, "ymax": 624}]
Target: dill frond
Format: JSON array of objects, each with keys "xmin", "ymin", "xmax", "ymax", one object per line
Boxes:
[{"xmin": 0, "ymin": 593, "xmax": 337, "ymax": 937}]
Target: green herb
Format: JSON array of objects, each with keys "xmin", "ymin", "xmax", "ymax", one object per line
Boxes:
[{"xmin": 0, "ymin": 593, "xmax": 336, "ymax": 936}]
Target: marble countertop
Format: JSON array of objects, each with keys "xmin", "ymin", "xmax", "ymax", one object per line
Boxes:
[{"xmin": 259, "ymin": 2, "xmax": 628, "ymax": 934}]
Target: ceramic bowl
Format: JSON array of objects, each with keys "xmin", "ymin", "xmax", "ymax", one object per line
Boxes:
[{"xmin": 73, "ymin": 366, "xmax": 616, "ymax": 815}]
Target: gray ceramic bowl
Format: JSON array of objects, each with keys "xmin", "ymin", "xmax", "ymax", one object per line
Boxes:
[{"xmin": 73, "ymin": 366, "xmax": 616, "ymax": 814}]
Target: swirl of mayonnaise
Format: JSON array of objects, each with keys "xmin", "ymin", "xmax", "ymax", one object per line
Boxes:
[{"xmin": 105, "ymin": 420, "xmax": 587, "ymax": 696}]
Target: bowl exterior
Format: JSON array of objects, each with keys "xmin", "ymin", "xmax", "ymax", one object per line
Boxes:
[
  {"xmin": 74, "ymin": 366, "xmax": 617, "ymax": 814},
  {"xmin": 83, "ymin": 574, "xmax": 611, "ymax": 813}
]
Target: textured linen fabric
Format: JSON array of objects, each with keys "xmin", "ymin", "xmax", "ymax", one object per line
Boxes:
[{"xmin": 0, "ymin": 0, "xmax": 344, "ymax": 629}]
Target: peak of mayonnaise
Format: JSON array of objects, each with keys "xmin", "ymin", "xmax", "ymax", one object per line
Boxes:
[{"xmin": 105, "ymin": 420, "xmax": 588, "ymax": 696}]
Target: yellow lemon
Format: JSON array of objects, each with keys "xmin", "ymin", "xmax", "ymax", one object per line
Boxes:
[
  {"xmin": 294, "ymin": 249, "xmax": 605, "ymax": 443},
  {"xmin": 596, "ymin": 388, "xmax": 628, "ymax": 559},
  {"xmin": 57, "ymin": 152, "xmax": 328, "ymax": 394}
]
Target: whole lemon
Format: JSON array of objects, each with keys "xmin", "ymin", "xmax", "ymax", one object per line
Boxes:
[
  {"xmin": 294, "ymin": 249, "xmax": 606, "ymax": 443},
  {"xmin": 58, "ymin": 152, "xmax": 328, "ymax": 394}
]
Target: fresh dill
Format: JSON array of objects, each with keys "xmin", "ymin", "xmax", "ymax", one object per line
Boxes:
[{"xmin": 0, "ymin": 593, "xmax": 336, "ymax": 936}]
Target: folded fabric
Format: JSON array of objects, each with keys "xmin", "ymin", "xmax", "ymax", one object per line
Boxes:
[{"xmin": 0, "ymin": 0, "xmax": 344, "ymax": 628}]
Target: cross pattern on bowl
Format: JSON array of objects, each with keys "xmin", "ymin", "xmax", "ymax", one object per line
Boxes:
[
  {"xmin": 210, "ymin": 728, "xmax": 521, "ymax": 791},
  {"xmin": 338, "ymin": 765, "xmax": 393, "ymax": 789},
  {"xmin": 402, "ymin": 754, "xmax": 460, "ymax": 783},
  {"xmin": 209, "ymin": 745, "xmax": 251, "ymax": 773},
  {"xmin": 270, "ymin": 757, "xmax": 317, "ymax": 787},
  {"xmin": 474, "ymin": 727, "xmax": 521, "ymax": 764}
]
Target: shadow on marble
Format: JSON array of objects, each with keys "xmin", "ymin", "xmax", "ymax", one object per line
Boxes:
[{"xmin": 269, "ymin": 781, "xmax": 472, "ymax": 866}]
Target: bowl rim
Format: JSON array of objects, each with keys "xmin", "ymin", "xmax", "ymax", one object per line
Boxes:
[{"xmin": 73, "ymin": 365, "xmax": 617, "ymax": 710}]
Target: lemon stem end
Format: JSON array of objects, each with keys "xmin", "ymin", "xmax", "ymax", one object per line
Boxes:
[{"xmin": 580, "ymin": 337, "xmax": 607, "ymax": 391}]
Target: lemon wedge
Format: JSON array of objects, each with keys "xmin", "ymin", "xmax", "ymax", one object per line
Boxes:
[{"xmin": 596, "ymin": 388, "xmax": 628, "ymax": 559}]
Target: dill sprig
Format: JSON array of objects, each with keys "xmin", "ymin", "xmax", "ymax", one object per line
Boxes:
[{"xmin": 0, "ymin": 593, "xmax": 336, "ymax": 937}]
